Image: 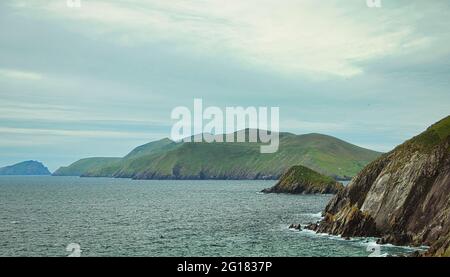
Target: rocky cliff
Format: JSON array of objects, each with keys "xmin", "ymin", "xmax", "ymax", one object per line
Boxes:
[
  {"xmin": 307, "ymin": 116, "xmax": 450, "ymax": 256},
  {"xmin": 262, "ymin": 165, "xmax": 344, "ymax": 194}
]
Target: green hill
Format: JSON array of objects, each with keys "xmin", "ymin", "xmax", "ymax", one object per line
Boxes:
[
  {"xmin": 262, "ymin": 165, "xmax": 344, "ymax": 194},
  {"xmin": 54, "ymin": 130, "xmax": 382, "ymax": 180},
  {"xmin": 0, "ymin": 160, "xmax": 51, "ymax": 175},
  {"xmin": 53, "ymin": 157, "xmax": 121, "ymax": 176}
]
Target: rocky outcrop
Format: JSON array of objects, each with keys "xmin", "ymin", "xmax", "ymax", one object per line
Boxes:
[
  {"xmin": 307, "ymin": 116, "xmax": 450, "ymax": 256},
  {"xmin": 288, "ymin": 224, "xmax": 302, "ymax": 230},
  {"xmin": 261, "ymin": 165, "xmax": 344, "ymax": 194},
  {"xmin": 307, "ymin": 203, "xmax": 379, "ymax": 237}
]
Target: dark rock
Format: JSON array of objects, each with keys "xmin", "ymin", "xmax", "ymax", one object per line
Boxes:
[
  {"xmin": 304, "ymin": 222, "xmax": 319, "ymax": 231},
  {"xmin": 376, "ymin": 233, "xmax": 413, "ymax": 246},
  {"xmin": 288, "ymin": 224, "xmax": 302, "ymax": 230}
]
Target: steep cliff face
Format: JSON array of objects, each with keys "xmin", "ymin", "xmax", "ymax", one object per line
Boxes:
[
  {"xmin": 262, "ymin": 165, "xmax": 343, "ymax": 194},
  {"xmin": 309, "ymin": 116, "xmax": 450, "ymax": 256}
]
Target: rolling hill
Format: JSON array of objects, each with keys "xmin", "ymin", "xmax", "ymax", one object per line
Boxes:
[
  {"xmin": 53, "ymin": 130, "xmax": 382, "ymax": 180},
  {"xmin": 52, "ymin": 157, "xmax": 121, "ymax": 176}
]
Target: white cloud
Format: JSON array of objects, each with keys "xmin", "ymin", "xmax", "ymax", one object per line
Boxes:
[
  {"xmin": 9, "ymin": 0, "xmax": 439, "ymax": 78},
  {"xmin": 0, "ymin": 126, "xmax": 153, "ymax": 139},
  {"xmin": 0, "ymin": 69, "xmax": 43, "ymax": 80},
  {"xmin": 282, "ymin": 119, "xmax": 349, "ymax": 133}
]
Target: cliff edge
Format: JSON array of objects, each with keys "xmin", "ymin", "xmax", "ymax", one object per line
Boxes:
[{"xmin": 307, "ymin": 116, "xmax": 450, "ymax": 256}]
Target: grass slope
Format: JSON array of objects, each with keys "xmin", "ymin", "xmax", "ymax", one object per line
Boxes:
[
  {"xmin": 53, "ymin": 157, "xmax": 121, "ymax": 176},
  {"xmin": 262, "ymin": 165, "xmax": 344, "ymax": 194},
  {"xmin": 55, "ymin": 131, "xmax": 382, "ymax": 180}
]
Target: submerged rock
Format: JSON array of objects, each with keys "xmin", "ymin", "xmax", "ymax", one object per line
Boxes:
[
  {"xmin": 310, "ymin": 116, "xmax": 450, "ymax": 257},
  {"xmin": 261, "ymin": 165, "xmax": 344, "ymax": 194}
]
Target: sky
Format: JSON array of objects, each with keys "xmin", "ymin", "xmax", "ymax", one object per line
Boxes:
[{"xmin": 0, "ymin": 0, "xmax": 449, "ymax": 171}]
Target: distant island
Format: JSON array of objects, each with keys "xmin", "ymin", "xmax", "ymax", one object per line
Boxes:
[
  {"xmin": 53, "ymin": 131, "xmax": 382, "ymax": 180},
  {"xmin": 262, "ymin": 165, "xmax": 344, "ymax": 194},
  {"xmin": 0, "ymin": 161, "xmax": 51, "ymax": 176},
  {"xmin": 306, "ymin": 115, "xmax": 450, "ymax": 257}
]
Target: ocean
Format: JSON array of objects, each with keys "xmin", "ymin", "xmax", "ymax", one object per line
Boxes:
[{"xmin": 0, "ymin": 176, "xmax": 426, "ymax": 257}]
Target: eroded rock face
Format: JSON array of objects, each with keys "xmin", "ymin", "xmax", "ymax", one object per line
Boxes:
[
  {"xmin": 306, "ymin": 203, "xmax": 379, "ymax": 237},
  {"xmin": 310, "ymin": 116, "xmax": 450, "ymax": 256}
]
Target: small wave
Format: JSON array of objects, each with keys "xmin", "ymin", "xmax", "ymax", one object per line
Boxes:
[
  {"xmin": 299, "ymin": 229, "xmax": 346, "ymax": 241},
  {"xmin": 302, "ymin": 212, "xmax": 323, "ymax": 219},
  {"xmin": 296, "ymin": 228, "xmax": 428, "ymax": 257},
  {"xmin": 358, "ymin": 239, "xmax": 428, "ymax": 250},
  {"xmin": 359, "ymin": 238, "xmax": 429, "ymax": 257},
  {"xmin": 373, "ymin": 242, "xmax": 429, "ymax": 251},
  {"xmin": 287, "ymin": 226, "xmax": 428, "ymax": 257}
]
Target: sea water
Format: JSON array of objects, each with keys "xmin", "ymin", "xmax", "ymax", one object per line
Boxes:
[{"xmin": 0, "ymin": 176, "xmax": 425, "ymax": 257}]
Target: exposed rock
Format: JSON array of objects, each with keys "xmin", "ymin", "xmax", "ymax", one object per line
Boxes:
[
  {"xmin": 288, "ymin": 224, "xmax": 302, "ymax": 230},
  {"xmin": 304, "ymin": 222, "xmax": 319, "ymax": 231},
  {"xmin": 376, "ymin": 233, "xmax": 413, "ymax": 246},
  {"xmin": 310, "ymin": 116, "xmax": 450, "ymax": 257},
  {"xmin": 306, "ymin": 203, "xmax": 379, "ymax": 237},
  {"xmin": 262, "ymin": 165, "xmax": 344, "ymax": 194}
]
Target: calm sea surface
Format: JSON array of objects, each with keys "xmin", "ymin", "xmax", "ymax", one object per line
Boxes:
[{"xmin": 0, "ymin": 176, "xmax": 424, "ymax": 257}]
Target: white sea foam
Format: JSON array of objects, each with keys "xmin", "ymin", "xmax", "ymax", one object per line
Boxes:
[
  {"xmin": 302, "ymin": 212, "xmax": 323, "ymax": 219},
  {"xmin": 297, "ymin": 229, "xmax": 429, "ymax": 257}
]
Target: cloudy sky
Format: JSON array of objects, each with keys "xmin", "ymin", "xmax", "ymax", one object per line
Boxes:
[{"xmin": 1, "ymin": 0, "xmax": 449, "ymax": 171}]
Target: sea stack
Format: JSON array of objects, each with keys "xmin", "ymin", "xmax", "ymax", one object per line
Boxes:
[{"xmin": 262, "ymin": 165, "xmax": 344, "ymax": 194}]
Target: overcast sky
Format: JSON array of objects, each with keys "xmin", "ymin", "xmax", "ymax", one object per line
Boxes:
[{"xmin": 1, "ymin": 0, "xmax": 449, "ymax": 171}]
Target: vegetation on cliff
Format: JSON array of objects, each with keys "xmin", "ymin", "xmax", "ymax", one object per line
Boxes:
[
  {"xmin": 262, "ymin": 165, "xmax": 344, "ymax": 194},
  {"xmin": 53, "ymin": 157, "xmax": 121, "ymax": 176}
]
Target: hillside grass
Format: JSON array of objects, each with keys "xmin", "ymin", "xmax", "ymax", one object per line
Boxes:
[{"xmin": 56, "ymin": 132, "xmax": 382, "ymax": 179}]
